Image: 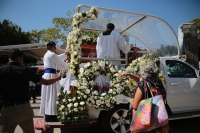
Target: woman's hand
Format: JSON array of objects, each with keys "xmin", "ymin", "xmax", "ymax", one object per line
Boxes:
[
  {"xmin": 118, "ymin": 72, "xmax": 140, "ymax": 82},
  {"xmin": 118, "ymin": 72, "xmax": 129, "ymax": 78}
]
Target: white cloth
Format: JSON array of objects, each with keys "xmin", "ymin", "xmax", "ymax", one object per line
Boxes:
[
  {"xmin": 59, "ymin": 69, "xmax": 77, "ymax": 92},
  {"xmin": 94, "ymin": 75, "xmax": 110, "ymax": 93},
  {"xmin": 40, "ymin": 50, "xmax": 69, "ymax": 115},
  {"xmin": 96, "ymin": 30, "xmax": 131, "ymax": 66}
]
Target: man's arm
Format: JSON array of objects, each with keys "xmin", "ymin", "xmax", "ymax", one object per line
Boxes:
[
  {"xmin": 51, "ymin": 53, "xmax": 70, "ymax": 70},
  {"xmin": 116, "ymin": 33, "xmax": 131, "ymax": 54},
  {"xmin": 38, "ymin": 71, "xmax": 61, "ymax": 85}
]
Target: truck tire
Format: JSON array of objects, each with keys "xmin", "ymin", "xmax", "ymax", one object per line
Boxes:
[{"xmin": 101, "ymin": 104, "xmax": 130, "ymax": 133}]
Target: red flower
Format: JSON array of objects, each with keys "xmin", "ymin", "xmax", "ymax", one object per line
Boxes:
[
  {"xmin": 70, "ymin": 86, "xmax": 77, "ymax": 92},
  {"xmin": 102, "ymin": 86, "xmax": 109, "ymax": 91},
  {"xmin": 93, "ymin": 86, "xmax": 100, "ymax": 91}
]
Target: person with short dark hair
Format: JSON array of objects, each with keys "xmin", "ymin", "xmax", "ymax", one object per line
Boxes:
[
  {"xmin": 0, "ymin": 49, "xmax": 62, "ymax": 133},
  {"xmin": 39, "ymin": 41, "xmax": 69, "ymax": 131},
  {"xmin": 96, "ymin": 23, "xmax": 133, "ymax": 67}
]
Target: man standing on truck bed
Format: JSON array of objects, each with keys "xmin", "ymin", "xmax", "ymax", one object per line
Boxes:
[{"xmin": 96, "ymin": 23, "xmax": 132, "ymax": 67}]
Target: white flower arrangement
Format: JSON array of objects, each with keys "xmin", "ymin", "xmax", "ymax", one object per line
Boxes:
[
  {"xmin": 66, "ymin": 6, "xmax": 99, "ymax": 78},
  {"xmin": 57, "ymin": 86, "xmax": 88, "ymax": 123},
  {"xmin": 126, "ymin": 53, "xmax": 166, "ymax": 85},
  {"xmin": 76, "ymin": 61, "xmax": 137, "ymax": 110}
]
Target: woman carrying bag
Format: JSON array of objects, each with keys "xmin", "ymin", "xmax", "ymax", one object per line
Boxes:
[{"xmin": 119, "ymin": 61, "xmax": 170, "ymax": 133}]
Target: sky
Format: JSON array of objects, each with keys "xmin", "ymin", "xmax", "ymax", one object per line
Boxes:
[{"xmin": 0, "ymin": 0, "xmax": 200, "ymax": 46}]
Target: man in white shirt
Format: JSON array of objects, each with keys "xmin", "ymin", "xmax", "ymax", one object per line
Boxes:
[
  {"xmin": 39, "ymin": 42, "xmax": 69, "ymax": 132},
  {"xmin": 96, "ymin": 23, "xmax": 132, "ymax": 67}
]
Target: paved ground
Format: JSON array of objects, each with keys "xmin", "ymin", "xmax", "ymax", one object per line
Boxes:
[
  {"xmin": 15, "ymin": 97, "xmax": 60, "ymax": 133},
  {"xmin": 14, "ymin": 97, "xmax": 200, "ymax": 133}
]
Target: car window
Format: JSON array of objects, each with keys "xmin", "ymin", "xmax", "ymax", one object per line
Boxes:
[{"xmin": 166, "ymin": 60, "xmax": 197, "ymax": 78}]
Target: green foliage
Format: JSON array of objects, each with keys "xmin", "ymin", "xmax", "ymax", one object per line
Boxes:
[
  {"xmin": 190, "ymin": 18, "xmax": 200, "ymax": 47},
  {"xmin": 81, "ymin": 31, "xmax": 100, "ymax": 44},
  {"xmin": 29, "ymin": 10, "xmax": 100, "ymax": 45},
  {"xmin": 29, "ymin": 29, "xmax": 45, "ymax": 43},
  {"xmin": 0, "ymin": 19, "xmax": 31, "ymax": 46}
]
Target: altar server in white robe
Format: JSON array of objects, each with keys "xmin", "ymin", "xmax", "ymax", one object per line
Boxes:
[
  {"xmin": 39, "ymin": 41, "xmax": 69, "ymax": 123},
  {"xmin": 96, "ymin": 23, "xmax": 132, "ymax": 67}
]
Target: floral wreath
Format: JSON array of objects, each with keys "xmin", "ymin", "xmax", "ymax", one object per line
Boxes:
[
  {"xmin": 66, "ymin": 7, "xmax": 99, "ymax": 78},
  {"xmin": 125, "ymin": 53, "xmax": 166, "ymax": 85},
  {"xmin": 76, "ymin": 61, "xmax": 137, "ymax": 110}
]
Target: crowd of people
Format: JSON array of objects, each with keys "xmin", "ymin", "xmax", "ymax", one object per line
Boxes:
[{"xmin": 0, "ymin": 23, "xmax": 170, "ymax": 133}]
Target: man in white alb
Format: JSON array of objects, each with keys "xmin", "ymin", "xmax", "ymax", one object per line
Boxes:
[
  {"xmin": 39, "ymin": 41, "xmax": 69, "ymax": 132},
  {"xmin": 96, "ymin": 23, "xmax": 132, "ymax": 67}
]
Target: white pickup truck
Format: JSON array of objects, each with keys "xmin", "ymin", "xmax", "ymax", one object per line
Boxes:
[{"xmin": 45, "ymin": 5, "xmax": 200, "ymax": 133}]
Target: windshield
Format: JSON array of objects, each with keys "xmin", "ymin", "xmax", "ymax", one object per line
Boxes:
[{"xmin": 76, "ymin": 5, "xmax": 179, "ymax": 57}]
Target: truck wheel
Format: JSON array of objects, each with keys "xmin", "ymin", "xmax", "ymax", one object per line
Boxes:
[{"xmin": 101, "ymin": 104, "xmax": 130, "ymax": 133}]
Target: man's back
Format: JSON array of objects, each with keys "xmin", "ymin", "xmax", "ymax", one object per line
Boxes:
[
  {"xmin": 0, "ymin": 62, "xmax": 41, "ymax": 103},
  {"xmin": 96, "ymin": 30, "xmax": 130, "ymax": 66}
]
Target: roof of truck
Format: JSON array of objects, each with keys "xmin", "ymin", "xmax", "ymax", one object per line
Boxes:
[{"xmin": 76, "ymin": 5, "xmax": 180, "ymax": 56}]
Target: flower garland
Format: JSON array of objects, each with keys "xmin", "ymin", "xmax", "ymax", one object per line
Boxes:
[
  {"xmin": 76, "ymin": 61, "xmax": 137, "ymax": 110},
  {"xmin": 126, "ymin": 53, "xmax": 166, "ymax": 85},
  {"xmin": 66, "ymin": 7, "xmax": 99, "ymax": 78}
]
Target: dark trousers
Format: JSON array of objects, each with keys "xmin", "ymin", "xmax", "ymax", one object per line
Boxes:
[{"xmin": 30, "ymin": 86, "xmax": 36, "ymax": 101}]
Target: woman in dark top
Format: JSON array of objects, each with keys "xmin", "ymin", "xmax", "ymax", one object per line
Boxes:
[{"xmin": 119, "ymin": 61, "xmax": 169, "ymax": 133}]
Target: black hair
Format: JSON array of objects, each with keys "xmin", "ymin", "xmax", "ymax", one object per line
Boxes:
[
  {"xmin": 8, "ymin": 49, "xmax": 24, "ymax": 60},
  {"xmin": 47, "ymin": 41, "xmax": 56, "ymax": 49},
  {"xmin": 107, "ymin": 23, "xmax": 115, "ymax": 30}
]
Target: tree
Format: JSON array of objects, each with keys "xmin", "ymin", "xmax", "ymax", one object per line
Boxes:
[
  {"xmin": 190, "ymin": 18, "xmax": 200, "ymax": 47},
  {"xmin": 29, "ymin": 29, "xmax": 45, "ymax": 43},
  {"xmin": 0, "ymin": 19, "xmax": 37, "ymax": 64},
  {"xmin": 29, "ymin": 10, "xmax": 100, "ymax": 45},
  {"xmin": 0, "ymin": 19, "xmax": 31, "ymax": 46}
]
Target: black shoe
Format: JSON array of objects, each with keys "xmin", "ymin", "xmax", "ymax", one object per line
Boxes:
[{"xmin": 45, "ymin": 115, "xmax": 59, "ymax": 122}]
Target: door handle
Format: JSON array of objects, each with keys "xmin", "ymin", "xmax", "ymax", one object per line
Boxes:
[{"xmin": 170, "ymin": 82, "xmax": 179, "ymax": 86}]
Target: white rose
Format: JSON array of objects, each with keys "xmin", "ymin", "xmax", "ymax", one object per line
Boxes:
[
  {"xmin": 74, "ymin": 108, "xmax": 78, "ymax": 112},
  {"xmin": 62, "ymin": 99, "xmax": 66, "ymax": 102},
  {"xmin": 61, "ymin": 105, "xmax": 65, "ymax": 109},
  {"xmin": 80, "ymin": 101, "xmax": 85, "ymax": 105},
  {"xmin": 74, "ymin": 103, "xmax": 78, "ymax": 107},
  {"xmin": 67, "ymin": 91, "xmax": 71, "ymax": 94},
  {"xmin": 56, "ymin": 101, "xmax": 59, "ymax": 104},
  {"xmin": 108, "ymin": 89, "xmax": 113, "ymax": 93},
  {"xmin": 80, "ymin": 68, "xmax": 84, "ymax": 73},
  {"xmin": 117, "ymin": 88, "xmax": 122, "ymax": 93},
  {"xmin": 67, "ymin": 103, "xmax": 72, "ymax": 108},
  {"xmin": 73, "ymin": 97, "xmax": 76, "ymax": 101},
  {"xmin": 57, "ymin": 93, "xmax": 60, "ymax": 96},
  {"xmin": 85, "ymin": 89, "xmax": 90, "ymax": 94},
  {"xmin": 96, "ymin": 100, "xmax": 101, "ymax": 105},
  {"xmin": 101, "ymin": 93, "xmax": 106, "ymax": 97},
  {"xmin": 113, "ymin": 91, "xmax": 116, "ymax": 95},
  {"xmin": 68, "ymin": 99, "xmax": 72, "ymax": 102}
]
